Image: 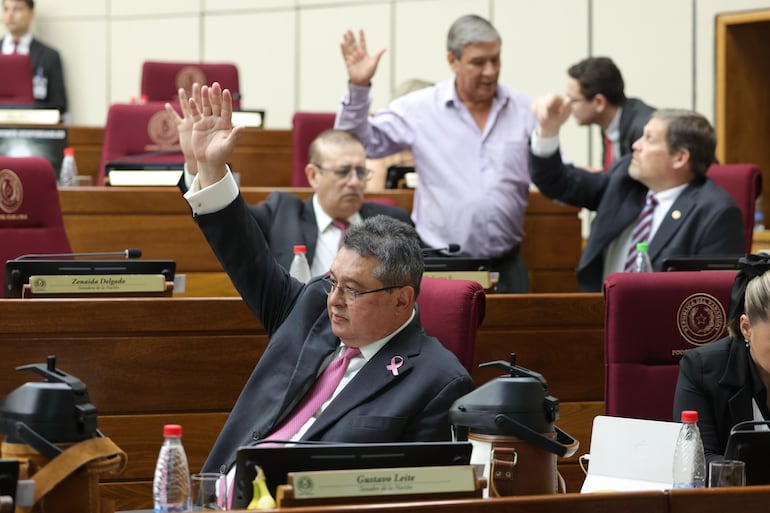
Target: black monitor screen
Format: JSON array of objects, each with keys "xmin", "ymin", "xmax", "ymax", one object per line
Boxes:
[
  {"xmin": 232, "ymin": 441, "xmax": 472, "ymax": 509},
  {"xmin": 724, "ymin": 420, "xmax": 770, "ymax": 485},
  {"xmin": 0, "ymin": 126, "xmax": 67, "ymax": 177},
  {"xmin": 4, "ymin": 259, "xmax": 176, "ymax": 298}
]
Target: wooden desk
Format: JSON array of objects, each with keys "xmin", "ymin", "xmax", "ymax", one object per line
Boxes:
[
  {"xmin": 58, "ymin": 187, "xmax": 581, "ymax": 294},
  {"xmin": 0, "ymin": 292, "xmax": 603, "ymax": 510},
  {"xmin": 67, "ymin": 125, "xmax": 292, "ymax": 187}
]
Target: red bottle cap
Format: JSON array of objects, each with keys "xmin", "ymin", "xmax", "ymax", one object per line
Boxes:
[
  {"xmin": 163, "ymin": 424, "xmax": 183, "ymax": 437},
  {"xmin": 293, "ymin": 245, "xmax": 307, "ymax": 253},
  {"xmin": 63, "ymin": 147, "xmax": 75, "ymax": 156},
  {"xmin": 680, "ymin": 410, "xmax": 698, "ymax": 423}
]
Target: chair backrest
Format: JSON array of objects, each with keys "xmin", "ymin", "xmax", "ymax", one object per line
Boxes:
[
  {"xmin": 0, "ymin": 54, "xmax": 34, "ymax": 105},
  {"xmin": 0, "ymin": 156, "xmax": 72, "ymax": 292},
  {"xmin": 604, "ymin": 271, "xmax": 736, "ymax": 421},
  {"xmin": 141, "ymin": 61, "xmax": 241, "ymax": 109},
  {"xmin": 706, "ymin": 163, "xmax": 762, "ymax": 253},
  {"xmin": 416, "ymin": 277, "xmax": 486, "ymax": 373},
  {"xmin": 98, "ymin": 102, "xmax": 184, "ymax": 185},
  {"xmin": 291, "ymin": 112, "xmax": 336, "ymax": 187}
]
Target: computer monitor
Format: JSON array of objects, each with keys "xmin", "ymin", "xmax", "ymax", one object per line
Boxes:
[
  {"xmin": 231, "ymin": 441, "xmax": 472, "ymax": 509},
  {"xmin": 4, "ymin": 259, "xmax": 176, "ymax": 298},
  {"xmin": 661, "ymin": 255, "xmax": 742, "ymax": 272},
  {"xmin": 0, "ymin": 125, "xmax": 67, "ymax": 176},
  {"xmin": 724, "ymin": 420, "xmax": 770, "ymax": 485}
]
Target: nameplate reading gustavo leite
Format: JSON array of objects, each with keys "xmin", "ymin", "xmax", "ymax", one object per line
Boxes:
[
  {"xmin": 29, "ymin": 274, "xmax": 167, "ymax": 294},
  {"xmin": 288, "ymin": 465, "xmax": 477, "ymax": 499}
]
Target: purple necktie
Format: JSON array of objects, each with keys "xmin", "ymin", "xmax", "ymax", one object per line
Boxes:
[
  {"xmin": 266, "ymin": 346, "xmax": 361, "ymax": 441},
  {"xmin": 624, "ymin": 194, "xmax": 658, "ymax": 272},
  {"xmin": 331, "ymin": 219, "xmax": 349, "ymax": 248}
]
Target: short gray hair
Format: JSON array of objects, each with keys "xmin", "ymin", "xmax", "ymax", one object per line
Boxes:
[
  {"xmin": 308, "ymin": 129, "xmax": 363, "ymax": 165},
  {"xmin": 343, "ymin": 215, "xmax": 423, "ymax": 296},
  {"xmin": 446, "ymin": 14, "xmax": 500, "ymax": 59}
]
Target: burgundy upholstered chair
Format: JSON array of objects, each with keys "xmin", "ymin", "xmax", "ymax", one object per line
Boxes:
[
  {"xmin": 98, "ymin": 102, "xmax": 184, "ymax": 185},
  {"xmin": 291, "ymin": 112, "xmax": 336, "ymax": 187},
  {"xmin": 416, "ymin": 276, "xmax": 486, "ymax": 373},
  {"xmin": 141, "ymin": 61, "xmax": 241, "ymax": 110},
  {"xmin": 0, "ymin": 156, "xmax": 72, "ymax": 292},
  {"xmin": 0, "ymin": 54, "xmax": 34, "ymax": 105},
  {"xmin": 603, "ymin": 271, "xmax": 736, "ymax": 421},
  {"xmin": 706, "ymin": 163, "xmax": 762, "ymax": 253}
]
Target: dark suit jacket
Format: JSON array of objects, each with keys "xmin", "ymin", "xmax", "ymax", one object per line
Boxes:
[
  {"xmin": 601, "ymin": 98, "xmax": 655, "ymax": 165},
  {"xmin": 251, "ymin": 191, "xmax": 414, "ymax": 270},
  {"xmin": 195, "ymin": 194, "xmax": 473, "ymax": 473},
  {"xmin": 29, "ymin": 39, "xmax": 67, "ymax": 113},
  {"xmin": 673, "ymin": 336, "xmax": 767, "ymax": 464},
  {"xmin": 530, "ymin": 151, "xmax": 745, "ymax": 291}
]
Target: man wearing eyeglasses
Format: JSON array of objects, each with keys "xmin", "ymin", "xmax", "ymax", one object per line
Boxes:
[
  {"xmin": 170, "ymin": 86, "xmax": 412, "ymax": 276},
  {"xmin": 182, "ymin": 83, "xmax": 474, "ymax": 475}
]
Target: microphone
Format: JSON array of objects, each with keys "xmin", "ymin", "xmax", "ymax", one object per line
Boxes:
[
  {"xmin": 14, "ymin": 248, "xmax": 142, "ymax": 260},
  {"xmin": 422, "ymin": 243, "xmax": 461, "ymax": 255}
]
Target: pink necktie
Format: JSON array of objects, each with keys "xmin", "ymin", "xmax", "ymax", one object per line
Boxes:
[
  {"xmin": 624, "ymin": 195, "xmax": 658, "ymax": 272},
  {"xmin": 266, "ymin": 346, "xmax": 361, "ymax": 441},
  {"xmin": 331, "ymin": 219, "xmax": 350, "ymax": 248},
  {"xmin": 603, "ymin": 134, "xmax": 614, "ymax": 171}
]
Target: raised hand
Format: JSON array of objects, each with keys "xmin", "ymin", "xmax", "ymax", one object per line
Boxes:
[
  {"xmin": 165, "ymin": 83, "xmax": 201, "ymax": 174},
  {"xmin": 531, "ymin": 94, "xmax": 572, "ymax": 138},
  {"xmin": 187, "ymin": 82, "xmax": 244, "ymax": 188},
  {"xmin": 340, "ymin": 29, "xmax": 386, "ymax": 87}
]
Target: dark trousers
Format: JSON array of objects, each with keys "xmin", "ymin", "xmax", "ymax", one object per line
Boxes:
[{"xmin": 489, "ymin": 245, "xmax": 529, "ymax": 293}]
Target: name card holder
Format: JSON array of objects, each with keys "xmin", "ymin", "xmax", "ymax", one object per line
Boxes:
[
  {"xmin": 21, "ymin": 274, "xmax": 173, "ymax": 298},
  {"xmin": 423, "ymin": 270, "xmax": 496, "ymax": 290},
  {"xmin": 277, "ymin": 465, "xmax": 485, "ymax": 507}
]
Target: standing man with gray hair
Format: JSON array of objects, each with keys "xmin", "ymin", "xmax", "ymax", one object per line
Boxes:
[{"xmin": 335, "ymin": 14, "xmax": 537, "ymax": 293}]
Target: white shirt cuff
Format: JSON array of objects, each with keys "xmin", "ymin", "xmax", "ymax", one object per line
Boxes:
[
  {"xmin": 530, "ymin": 131, "xmax": 560, "ymax": 158},
  {"xmin": 182, "ymin": 163, "xmax": 195, "ymax": 190},
  {"xmin": 183, "ymin": 165, "xmax": 239, "ymax": 216}
]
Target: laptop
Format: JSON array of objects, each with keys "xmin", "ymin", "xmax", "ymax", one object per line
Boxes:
[
  {"xmin": 580, "ymin": 416, "xmax": 682, "ymax": 493},
  {"xmin": 0, "ymin": 125, "xmax": 67, "ymax": 174},
  {"xmin": 231, "ymin": 441, "xmax": 472, "ymax": 509},
  {"xmin": 724, "ymin": 420, "xmax": 770, "ymax": 485},
  {"xmin": 661, "ymin": 255, "xmax": 742, "ymax": 272}
]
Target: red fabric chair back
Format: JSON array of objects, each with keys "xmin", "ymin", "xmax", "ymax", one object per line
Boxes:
[
  {"xmin": 0, "ymin": 54, "xmax": 34, "ymax": 104},
  {"xmin": 291, "ymin": 112, "xmax": 336, "ymax": 187},
  {"xmin": 98, "ymin": 102, "xmax": 184, "ymax": 185},
  {"xmin": 604, "ymin": 271, "xmax": 736, "ymax": 421},
  {"xmin": 416, "ymin": 277, "xmax": 486, "ymax": 373},
  {"xmin": 0, "ymin": 156, "xmax": 72, "ymax": 291},
  {"xmin": 141, "ymin": 61, "xmax": 241, "ymax": 110},
  {"xmin": 706, "ymin": 163, "xmax": 762, "ymax": 253}
]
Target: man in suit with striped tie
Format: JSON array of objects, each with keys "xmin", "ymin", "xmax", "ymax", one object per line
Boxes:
[{"xmin": 529, "ymin": 95, "xmax": 744, "ymax": 292}]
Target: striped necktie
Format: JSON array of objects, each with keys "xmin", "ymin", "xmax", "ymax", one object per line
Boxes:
[{"xmin": 624, "ymin": 195, "xmax": 658, "ymax": 272}]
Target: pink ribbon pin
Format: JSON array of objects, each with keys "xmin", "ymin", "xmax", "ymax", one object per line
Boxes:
[{"xmin": 386, "ymin": 356, "xmax": 404, "ymax": 376}]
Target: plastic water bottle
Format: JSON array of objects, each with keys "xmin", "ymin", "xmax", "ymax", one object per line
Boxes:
[
  {"xmin": 58, "ymin": 147, "xmax": 79, "ymax": 187},
  {"xmin": 152, "ymin": 424, "xmax": 191, "ymax": 512},
  {"xmin": 632, "ymin": 242, "xmax": 653, "ymax": 272},
  {"xmin": 672, "ymin": 410, "xmax": 706, "ymax": 488},
  {"xmin": 289, "ymin": 244, "xmax": 311, "ymax": 283}
]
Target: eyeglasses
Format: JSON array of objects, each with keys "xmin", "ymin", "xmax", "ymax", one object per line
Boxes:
[
  {"xmin": 322, "ymin": 275, "xmax": 404, "ymax": 304},
  {"xmin": 313, "ymin": 163, "xmax": 373, "ymax": 182}
]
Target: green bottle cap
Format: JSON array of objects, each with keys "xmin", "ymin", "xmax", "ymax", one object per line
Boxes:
[{"xmin": 636, "ymin": 242, "xmax": 650, "ymax": 251}]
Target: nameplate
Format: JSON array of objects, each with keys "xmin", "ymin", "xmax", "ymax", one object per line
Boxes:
[
  {"xmin": 108, "ymin": 170, "xmax": 183, "ymax": 186},
  {"xmin": 0, "ymin": 108, "xmax": 60, "ymax": 124},
  {"xmin": 423, "ymin": 270, "xmax": 491, "ymax": 288},
  {"xmin": 29, "ymin": 274, "xmax": 167, "ymax": 294},
  {"xmin": 231, "ymin": 110, "xmax": 265, "ymax": 128},
  {"xmin": 287, "ymin": 465, "xmax": 477, "ymax": 499}
]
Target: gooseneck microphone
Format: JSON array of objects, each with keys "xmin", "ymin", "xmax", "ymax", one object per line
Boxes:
[{"xmin": 14, "ymin": 248, "xmax": 142, "ymax": 260}]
